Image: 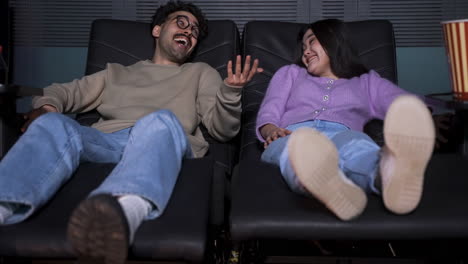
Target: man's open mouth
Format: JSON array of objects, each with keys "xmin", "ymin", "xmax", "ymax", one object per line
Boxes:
[{"xmin": 174, "ymin": 35, "xmax": 190, "ymax": 48}]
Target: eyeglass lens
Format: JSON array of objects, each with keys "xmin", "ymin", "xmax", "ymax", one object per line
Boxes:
[{"xmin": 176, "ymin": 15, "xmax": 199, "ymax": 39}]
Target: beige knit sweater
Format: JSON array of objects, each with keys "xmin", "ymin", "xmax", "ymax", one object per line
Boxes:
[{"xmin": 32, "ymin": 60, "xmax": 242, "ymax": 157}]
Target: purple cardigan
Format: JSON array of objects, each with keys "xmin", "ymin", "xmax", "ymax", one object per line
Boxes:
[{"xmin": 256, "ymin": 64, "xmax": 411, "ymax": 142}]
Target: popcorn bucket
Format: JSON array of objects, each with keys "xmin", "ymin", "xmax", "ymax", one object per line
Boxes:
[{"xmin": 442, "ymin": 19, "xmax": 468, "ymax": 101}]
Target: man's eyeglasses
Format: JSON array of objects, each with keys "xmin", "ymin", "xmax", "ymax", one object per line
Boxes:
[{"xmin": 173, "ymin": 15, "xmax": 200, "ymax": 39}]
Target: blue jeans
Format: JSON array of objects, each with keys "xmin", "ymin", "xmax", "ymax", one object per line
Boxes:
[
  {"xmin": 0, "ymin": 110, "xmax": 192, "ymax": 225},
  {"xmin": 261, "ymin": 120, "xmax": 380, "ymax": 196}
]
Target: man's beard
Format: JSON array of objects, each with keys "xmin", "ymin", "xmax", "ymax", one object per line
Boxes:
[
  {"xmin": 169, "ymin": 49, "xmax": 190, "ymax": 64},
  {"xmin": 160, "ymin": 43, "xmax": 192, "ymax": 64}
]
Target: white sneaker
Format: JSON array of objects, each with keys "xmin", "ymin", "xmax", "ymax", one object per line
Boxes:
[
  {"xmin": 381, "ymin": 95, "xmax": 435, "ymax": 214},
  {"xmin": 288, "ymin": 127, "xmax": 367, "ymax": 221}
]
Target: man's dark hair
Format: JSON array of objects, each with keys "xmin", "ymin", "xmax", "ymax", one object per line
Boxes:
[
  {"xmin": 296, "ymin": 19, "xmax": 368, "ymax": 79},
  {"xmin": 151, "ymin": 0, "xmax": 208, "ymax": 40}
]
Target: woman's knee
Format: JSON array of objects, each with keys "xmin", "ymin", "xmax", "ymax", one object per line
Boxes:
[{"xmin": 332, "ymin": 130, "xmax": 375, "ymax": 149}]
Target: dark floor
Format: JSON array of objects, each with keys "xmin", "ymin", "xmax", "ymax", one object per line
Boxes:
[
  {"xmin": 230, "ymin": 239, "xmax": 468, "ymax": 264},
  {"xmin": 1, "ymin": 239, "xmax": 468, "ymax": 264}
]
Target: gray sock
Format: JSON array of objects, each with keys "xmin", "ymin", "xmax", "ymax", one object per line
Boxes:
[
  {"xmin": 0, "ymin": 202, "xmax": 15, "ymax": 224},
  {"xmin": 117, "ymin": 195, "xmax": 152, "ymax": 243}
]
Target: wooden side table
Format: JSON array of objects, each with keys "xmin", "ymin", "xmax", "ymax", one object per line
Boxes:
[{"xmin": 426, "ymin": 92, "xmax": 468, "ymax": 158}]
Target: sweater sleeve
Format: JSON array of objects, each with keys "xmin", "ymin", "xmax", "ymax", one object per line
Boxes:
[
  {"xmin": 367, "ymin": 70, "xmax": 412, "ymax": 119},
  {"xmin": 255, "ymin": 65, "xmax": 296, "ymax": 142},
  {"xmin": 32, "ymin": 69, "xmax": 107, "ymax": 113},
  {"xmin": 197, "ymin": 64, "xmax": 242, "ymax": 142}
]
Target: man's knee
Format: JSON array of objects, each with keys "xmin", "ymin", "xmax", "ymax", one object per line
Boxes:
[
  {"xmin": 150, "ymin": 109, "xmax": 177, "ymax": 120},
  {"xmin": 134, "ymin": 110, "xmax": 180, "ymax": 131},
  {"xmin": 29, "ymin": 113, "xmax": 75, "ymax": 131},
  {"xmin": 32, "ymin": 112, "xmax": 66, "ymax": 125},
  {"xmin": 130, "ymin": 110, "xmax": 188, "ymax": 151}
]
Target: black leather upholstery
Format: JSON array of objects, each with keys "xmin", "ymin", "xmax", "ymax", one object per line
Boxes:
[
  {"xmin": 78, "ymin": 19, "xmax": 240, "ymax": 228},
  {"xmin": 0, "ymin": 19, "xmax": 240, "ymax": 263},
  {"xmin": 239, "ymin": 20, "xmax": 397, "ymax": 162},
  {"xmin": 85, "ymin": 18, "xmax": 240, "ymax": 77},
  {"xmin": 0, "ymin": 159, "xmax": 212, "ymax": 262},
  {"xmin": 231, "ymin": 155, "xmax": 468, "ymax": 241},
  {"xmin": 230, "ymin": 20, "xmax": 468, "ymax": 244}
]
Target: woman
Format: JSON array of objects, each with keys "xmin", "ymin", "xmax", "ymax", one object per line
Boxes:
[{"xmin": 256, "ymin": 19, "xmax": 435, "ymax": 220}]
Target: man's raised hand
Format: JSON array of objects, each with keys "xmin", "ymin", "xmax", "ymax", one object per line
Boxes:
[{"xmin": 224, "ymin": 55, "xmax": 263, "ymax": 87}]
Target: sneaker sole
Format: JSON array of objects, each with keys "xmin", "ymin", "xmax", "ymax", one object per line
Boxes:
[
  {"xmin": 67, "ymin": 195, "xmax": 129, "ymax": 264},
  {"xmin": 383, "ymin": 95, "xmax": 435, "ymax": 214},
  {"xmin": 288, "ymin": 127, "xmax": 367, "ymax": 221}
]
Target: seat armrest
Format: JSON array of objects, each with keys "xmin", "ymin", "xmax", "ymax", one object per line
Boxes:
[
  {"xmin": 16, "ymin": 85, "xmax": 43, "ymax": 97},
  {"xmin": 0, "ymin": 85, "xmax": 20, "ymax": 158},
  {"xmin": 76, "ymin": 110, "xmax": 101, "ymax": 126},
  {"xmin": 0, "ymin": 84, "xmax": 42, "ymax": 97},
  {"xmin": 0, "ymin": 85, "xmax": 42, "ymax": 158}
]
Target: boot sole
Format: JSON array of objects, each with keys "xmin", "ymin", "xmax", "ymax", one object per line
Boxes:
[
  {"xmin": 288, "ymin": 127, "xmax": 367, "ymax": 221},
  {"xmin": 382, "ymin": 95, "xmax": 435, "ymax": 214},
  {"xmin": 67, "ymin": 194, "xmax": 129, "ymax": 264}
]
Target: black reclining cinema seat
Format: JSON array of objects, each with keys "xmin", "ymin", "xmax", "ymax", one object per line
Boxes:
[
  {"xmin": 230, "ymin": 20, "xmax": 468, "ymax": 262},
  {"xmin": 0, "ymin": 19, "xmax": 240, "ymax": 263}
]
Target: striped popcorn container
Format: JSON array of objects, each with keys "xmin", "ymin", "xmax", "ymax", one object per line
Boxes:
[{"xmin": 442, "ymin": 19, "xmax": 468, "ymax": 101}]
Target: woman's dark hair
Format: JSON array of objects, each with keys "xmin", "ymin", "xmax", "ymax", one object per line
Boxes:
[
  {"xmin": 295, "ymin": 19, "xmax": 368, "ymax": 79},
  {"xmin": 151, "ymin": 0, "xmax": 208, "ymax": 40}
]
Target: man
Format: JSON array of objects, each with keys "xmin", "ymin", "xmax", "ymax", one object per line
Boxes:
[{"xmin": 0, "ymin": 1, "xmax": 262, "ymax": 263}]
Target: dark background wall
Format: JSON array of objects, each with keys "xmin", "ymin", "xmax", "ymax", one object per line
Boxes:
[
  {"xmin": 1, "ymin": 0, "xmax": 10, "ymax": 61},
  {"xmin": 1, "ymin": 0, "xmax": 11, "ymax": 83},
  {"xmin": 7, "ymin": 0, "xmax": 468, "ymax": 103}
]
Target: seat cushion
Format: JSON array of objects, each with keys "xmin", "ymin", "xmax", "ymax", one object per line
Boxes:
[
  {"xmin": 0, "ymin": 157, "xmax": 212, "ymax": 263},
  {"xmin": 230, "ymin": 153, "xmax": 468, "ymax": 241}
]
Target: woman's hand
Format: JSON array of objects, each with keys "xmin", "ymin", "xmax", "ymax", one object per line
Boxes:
[
  {"xmin": 224, "ymin": 55, "xmax": 263, "ymax": 87},
  {"xmin": 260, "ymin": 123, "xmax": 292, "ymax": 148}
]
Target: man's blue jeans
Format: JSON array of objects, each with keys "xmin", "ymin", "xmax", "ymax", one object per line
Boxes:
[
  {"xmin": 0, "ymin": 110, "xmax": 192, "ymax": 225},
  {"xmin": 261, "ymin": 120, "xmax": 380, "ymax": 196}
]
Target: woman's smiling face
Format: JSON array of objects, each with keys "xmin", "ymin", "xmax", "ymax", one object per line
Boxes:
[{"xmin": 301, "ymin": 28, "xmax": 337, "ymax": 79}]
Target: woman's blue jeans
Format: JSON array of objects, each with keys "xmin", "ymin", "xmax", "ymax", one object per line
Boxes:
[
  {"xmin": 261, "ymin": 120, "xmax": 381, "ymax": 196},
  {"xmin": 0, "ymin": 110, "xmax": 192, "ymax": 225}
]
